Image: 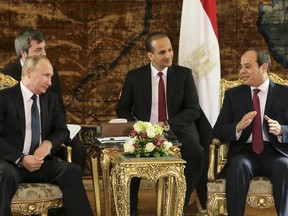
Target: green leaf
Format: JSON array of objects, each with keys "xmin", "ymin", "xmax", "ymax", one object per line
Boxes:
[{"xmin": 153, "ymin": 152, "xmax": 160, "ymax": 157}]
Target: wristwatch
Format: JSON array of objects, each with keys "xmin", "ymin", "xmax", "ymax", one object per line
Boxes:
[
  {"xmin": 17, "ymin": 155, "xmax": 25, "ymax": 168},
  {"xmin": 164, "ymin": 121, "xmax": 170, "ymax": 131}
]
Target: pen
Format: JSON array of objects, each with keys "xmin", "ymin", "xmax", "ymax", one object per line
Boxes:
[{"xmin": 133, "ymin": 116, "xmax": 138, "ymax": 122}]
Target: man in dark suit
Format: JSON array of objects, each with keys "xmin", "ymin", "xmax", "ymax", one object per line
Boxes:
[
  {"xmin": 0, "ymin": 56, "xmax": 93, "ymax": 216},
  {"xmin": 213, "ymin": 48, "xmax": 288, "ymax": 216},
  {"xmin": 116, "ymin": 32, "xmax": 205, "ymax": 216},
  {"xmin": 3, "ymin": 28, "xmax": 86, "ymax": 172}
]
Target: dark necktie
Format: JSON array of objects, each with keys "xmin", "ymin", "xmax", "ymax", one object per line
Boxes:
[
  {"xmin": 29, "ymin": 94, "xmax": 40, "ymax": 154},
  {"xmin": 252, "ymin": 89, "xmax": 264, "ymax": 154},
  {"xmin": 158, "ymin": 72, "xmax": 167, "ymax": 122}
]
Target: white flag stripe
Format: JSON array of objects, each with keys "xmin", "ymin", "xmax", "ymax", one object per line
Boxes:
[{"xmin": 179, "ymin": 0, "xmax": 221, "ymax": 127}]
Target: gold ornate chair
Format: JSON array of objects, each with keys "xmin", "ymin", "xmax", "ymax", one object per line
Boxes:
[
  {"xmin": 207, "ymin": 72, "xmax": 288, "ymax": 215},
  {"xmin": 0, "ymin": 72, "xmax": 72, "ymax": 216}
]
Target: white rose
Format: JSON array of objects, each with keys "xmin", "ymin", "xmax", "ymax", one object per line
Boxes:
[
  {"xmin": 145, "ymin": 142, "xmax": 155, "ymax": 152},
  {"xmin": 126, "ymin": 137, "xmax": 136, "ymax": 146},
  {"xmin": 153, "ymin": 124, "xmax": 164, "ymax": 135},
  {"xmin": 146, "ymin": 126, "xmax": 156, "ymax": 138},
  {"xmin": 123, "ymin": 142, "xmax": 135, "ymax": 153},
  {"xmin": 133, "ymin": 123, "xmax": 142, "ymax": 133},
  {"xmin": 163, "ymin": 141, "xmax": 173, "ymax": 150}
]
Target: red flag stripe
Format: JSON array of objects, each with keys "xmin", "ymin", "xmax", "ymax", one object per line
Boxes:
[{"xmin": 200, "ymin": 0, "xmax": 218, "ymax": 38}]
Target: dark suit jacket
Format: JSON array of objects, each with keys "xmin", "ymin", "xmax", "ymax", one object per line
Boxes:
[
  {"xmin": 116, "ymin": 63, "xmax": 201, "ymax": 137},
  {"xmin": 0, "ymin": 84, "xmax": 69, "ymax": 164},
  {"xmin": 3, "ymin": 59, "xmax": 66, "ymax": 116},
  {"xmin": 213, "ymin": 80, "xmax": 288, "ymax": 163}
]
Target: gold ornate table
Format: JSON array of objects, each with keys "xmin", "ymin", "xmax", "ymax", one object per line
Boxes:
[{"xmin": 107, "ymin": 150, "xmax": 186, "ymax": 216}]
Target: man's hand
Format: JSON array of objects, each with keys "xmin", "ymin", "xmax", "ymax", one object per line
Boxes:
[
  {"xmin": 157, "ymin": 122, "xmax": 165, "ymax": 128},
  {"xmin": 264, "ymin": 115, "xmax": 282, "ymax": 136},
  {"xmin": 236, "ymin": 111, "xmax": 257, "ymax": 132},
  {"xmin": 22, "ymin": 155, "xmax": 44, "ymax": 172},
  {"xmin": 33, "ymin": 140, "xmax": 52, "ymax": 158}
]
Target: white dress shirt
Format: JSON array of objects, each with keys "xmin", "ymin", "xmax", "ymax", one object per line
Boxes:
[
  {"xmin": 236, "ymin": 78, "xmax": 269, "ymax": 142},
  {"xmin": 20, "ymin": 82, "xmax": 42, "ymax": 155},
  {"xmin": 149, "ymin": 63, "xmax": 168, "ymax": 123}
]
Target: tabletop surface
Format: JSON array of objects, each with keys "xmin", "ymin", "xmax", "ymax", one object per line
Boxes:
[{"xmin": 107, "ymin": 151, "xmax": 186, "ymax": 164}]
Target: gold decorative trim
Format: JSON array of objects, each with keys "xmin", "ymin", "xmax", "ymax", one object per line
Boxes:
[
  {"xmin": 207, "ymin": 192, "xmax": 274, "ymax": 215},
  {"xmin": 0, "ymin": 73, "xmax": 18, "ymax": 89},
  {"xmin": 207, "ymin": 72, "xmax": 286, "ymax": 215},
  {"xmin": 11, "ymin": 198, "xmax": 63, "ymax": 215}
]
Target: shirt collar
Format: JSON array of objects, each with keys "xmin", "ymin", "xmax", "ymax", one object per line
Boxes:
[
  {"xmin": 150, "ymin": 63, "xmax": 168, "ymax": 77},
  {"xmin": 20, "ymin": 81, "xmax": 38, "ymax": 102},
  {"xmin": 20, "ymin": 58, "xmax": 25, "ymax": 67},
  {"xmin": 251, "ymin": 78, "xmax": 269, "ymax": 93}
]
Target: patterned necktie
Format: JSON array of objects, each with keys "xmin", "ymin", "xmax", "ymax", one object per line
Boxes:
[
  {"xmin": 29, "ymin": 94, "xmax": 40, "ymax": 154},
  {"xmin": 252, "ymin": 89, "xmax": 264, "ymax": 154},
  {"xmin": 158, "ymin": 72, "xmax": 167, "ymax": 122}
]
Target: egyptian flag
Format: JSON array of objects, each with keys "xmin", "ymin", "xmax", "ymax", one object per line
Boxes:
[{"xmin": 178, "ymin": 0, "xmax": 221, "ymax": 209}]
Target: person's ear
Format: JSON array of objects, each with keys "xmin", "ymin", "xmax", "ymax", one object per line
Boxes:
[
  {"xmin": 20, "ymin": 50, "xmax": 28, "ymax": 58},
  {"xmin": 260, "ymin": 63, "xmax": 268, "ymax": 73},
  {"xmin": 147, "ymin": 52, "xmax": 153, "ymax": 61},
  {"xmin": 26, "ymin": 68, "xmax": 32, "ymax": 78}
]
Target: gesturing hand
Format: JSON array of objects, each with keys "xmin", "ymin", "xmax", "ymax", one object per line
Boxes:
[
  {"xmin": 236, "ymin": 111, "xmax": 257, "ymax": 133},
  {"xmin": 264, "ymin": 115, "xmax": 282, "ymax": 136}
]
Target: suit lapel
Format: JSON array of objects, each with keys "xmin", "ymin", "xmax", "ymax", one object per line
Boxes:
[
  {"xmin": 39, "ymin": 94, "xmax": 48, "ymax": 139},
  {"xmin": 238, "ymin": 86, "xmax": 254, "ymax": 142},
  {"xmin": 263, "ymin": 80, "xmax": 276, "ymax": 138},
  {"xmin": 166, "ymin": 66, "xmax": 176, "ymax": 115},
  {"xmin": 13, "ymin": 85, "xmax": 26, "ymax": 138},
  {"xmin": 143, "ymin": 64, "xmax": 152, "ymax": 116},
  {"xmin": 243, "ymin": 86, "xmax": 253, "ymax": 112},
  {"xmin": 264, "ymin": 80, "xmax": 275, "ymax": 115}
]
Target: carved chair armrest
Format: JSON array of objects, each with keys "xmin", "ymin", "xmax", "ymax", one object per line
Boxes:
[
  {"xmin": 60, "ymin": 143, "xmax": 72, "ymax": 163},
  {"xmin": 169, "ymin": 145, "xmax": 182, "ymax": 158},
  {"xmin": 208, "ymin": 138, "xmax": 222, "ymax": 182}
]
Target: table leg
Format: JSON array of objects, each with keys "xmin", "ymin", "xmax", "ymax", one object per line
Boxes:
[
  {"xmin": 100, "ymin": 150, "xmax": 112, "ymax": 216},
  {"xmin": 165, "ymin": 176, "xmax": 174, "ymax": 215},
  {"xmin": 111, "ymin": 166, "xmax": 130, "ymax": 216},
  {"xmin": 91, "ymin": 157, "xmax": 101, "ymax": 216},
  {"xmin": 157, "ymin": 178, "xmax": 164, "ymax": 216},
  {"xmin": 173, "ymin": 169, "xmax": 186, "ymax": 216}
]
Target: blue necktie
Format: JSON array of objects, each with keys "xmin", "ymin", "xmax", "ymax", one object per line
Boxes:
[{"xmin": 29, "ymin": 94, "xmax": 40, "ymax": 154}]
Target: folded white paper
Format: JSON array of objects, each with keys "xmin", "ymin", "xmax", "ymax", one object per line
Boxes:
[
  {"xmin": 67, "ymin": 124, "xmax": 81, "ymax": 140},
  {"xmin": 97, "ymin": 136, "xmax": 129, "ymax": 143},
  {"xmin": 108, "ymin": 118, "xmax": 128, "ymax": 123}
]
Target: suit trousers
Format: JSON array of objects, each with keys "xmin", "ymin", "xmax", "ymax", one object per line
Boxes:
[
  {"xmin": 130, "ymin": 132, "xmax": 205, "ymax": 211},
  {"xmin": 225, "ymin": 143, "xmax": 288, "ymax": 216},
  {"xmin": 0, "ymin": 159, "xmax": 93, "ymax": 216}
]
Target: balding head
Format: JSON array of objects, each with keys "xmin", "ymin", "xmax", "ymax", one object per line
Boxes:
[{"xmin": 22, "ymin": 56, "xmax": 53, "ymax": 94}]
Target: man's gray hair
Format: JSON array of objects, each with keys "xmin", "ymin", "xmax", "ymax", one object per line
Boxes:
[
  {"xmin": 15, "ymin": 28, "xmax": 45, "ymax": 57},
  {"xmin": 248, "ymin": 48, "xmax": 271, "ymax": 73}
]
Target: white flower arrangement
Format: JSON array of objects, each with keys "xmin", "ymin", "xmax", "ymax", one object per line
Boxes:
[{"xmin": 123, "ymin": 121, "xmax": 173, "ymax": 157}]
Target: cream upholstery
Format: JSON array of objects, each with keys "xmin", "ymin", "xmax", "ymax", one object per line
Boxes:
[
  {"xmin": 11, "ymin": 183, "xmax": 63, "ymax": 215},
  {"xmin": 207, "ymin": 73, "xmax": 288, "ymax": 215},
  {"xmin": 0, "ymin": 72, "xmax": 72, "ymax": 216}
]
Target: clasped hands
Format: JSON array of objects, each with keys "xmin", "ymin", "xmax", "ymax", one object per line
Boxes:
[
  {"xmin": 21, "ymin": 140, "xmax": 52, "ymax": 172},
  {"xmin": 236, "ymin": 111, "xmax": 282, "ymax": 136}
]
